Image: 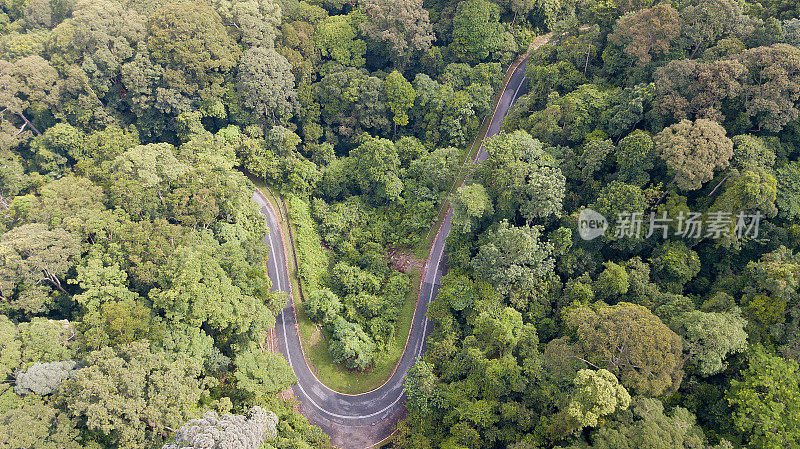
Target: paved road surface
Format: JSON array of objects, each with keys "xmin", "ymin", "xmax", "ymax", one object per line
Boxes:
[{"xmin": 252, "ymin": 55, "xmax": 530, "ymax": 448}]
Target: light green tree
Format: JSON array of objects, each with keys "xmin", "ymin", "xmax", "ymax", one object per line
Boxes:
[
  {"xmin": 470, "ymin": 220, "xmax": 555, "ymax": 296},
  {"xmin": 329, "ymin": 317, "xmax": 376, "ymax": 371},
  {"xmin": 0, "ymin": 315, "xmax": 21, "ymax": 380},
  {"xmin": 213, "ymin": 0, "xmax": 282, "ymax": 47},
  {"xmin": 315, "ymin": 15, "xmax": 365, "ymax": 67},
  {"xmin": 559, "ymin": 397, "xmax": 732, "ymax": 449},
  {"xmin": 727, "ymin": 345, "xmax": 800, "ymax": 449},
  {"xmin": 237, "ymin": 46, "xmax": 297, "ymax": 125},
  {"xmin": 14, "ymin": 360, "xmax": 77, "ymax": 395},
  {"xmin": 233, "ymin": 345, "xmax": 296, "ymax": 403},
  {"xmin": 163, "ymin": 406, "xmax": 278, "ymax": 449},
  {"xmin": 671, "ymin": 309, "xmax": 747, "ymax": 377},
  {"xmin": 383, "ymin": 70, "xmax": 416, "ymax": 135},
  {"xmin": 452, "ymin": 184, "xmax": 493, "ymax": 233},
  {"xmin": 776, "ymin": 161, "xmax": 800, "ymax": 220},
  {"xmin": 350, "ymin": 137, "xmax": 403, "ymax": 203},
  {"xmin": 474, "ymin": 130, "xmax": 564, "ymax": 222},
  {"xmin": 567, "ymin": 369, "xmax": 631, "ymax": 429},
  {"xmin": 608, "ymin": 2, "xmax": 681, "ymax": 65},
  {"xmin": 403, "ymin": 359, "xmax": 441, "ymax": 415},
  {"xmin": 0, "ymin": 224, "xmax": 80, "ymax": 301},
  {"xmin": 650, "ymin": 241, "xmax": 701, "ymax": 294},
  {"xmin": 0, "ymin": 396, "xmax": 83, "ymax": 449}
]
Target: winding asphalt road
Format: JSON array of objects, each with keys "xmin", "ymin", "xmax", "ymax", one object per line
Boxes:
[{"xmin": 251, "ymin": 55, "xmax": 531, "ymax": 448}]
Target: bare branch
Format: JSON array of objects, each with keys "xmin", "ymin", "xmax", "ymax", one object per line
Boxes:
[
  {"xmin": 567, "ymin": 355, "xmax": 602, "ymax": 370},
  {"xmin": 13, "ymin": 121, "xmax": 26, "ymax": 137},
  {"xmin": 15, "ymin": 112, "xmax": 41, "ymax": 135},
  {"xmin": 42, "ymin": 268, "xmax": 67, "ymax": 293},
  {"xmin": 708, "ymin": 175, "xmax": 729, "ymax": 196}
]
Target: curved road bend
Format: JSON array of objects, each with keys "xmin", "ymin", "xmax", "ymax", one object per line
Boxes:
[{"xmin": 251, "ymin": 56, "xmax": 531, "ymax": 449}]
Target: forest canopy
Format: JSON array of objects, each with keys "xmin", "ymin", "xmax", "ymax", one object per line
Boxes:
[{"xmin": 1, "ymin": 0, "xmax": 800, "ymax": 448}]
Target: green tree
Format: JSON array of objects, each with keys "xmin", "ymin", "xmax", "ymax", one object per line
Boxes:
[
  {"xmin": 563, "ymin": 302, "xmax": 684, "ymax": 396},
  {"xmin": 328, "ymin": 317, "xmax": 376, "ymax": 371},
  {"xmin": 0, "ymin": 55, "xmax": 58, "ymax": 148},
  {"xmin": 9, "ymin": 175, "xmax": 106, "ymax": 239},
  {"xmin": 579, "ymin": 138, "xmax": 614, "ymax": 179},
  {"xmin": 237, "ymin": 46, "xmax": 297, "ymax": 125},
  {"xmin": 358, "ymin": 0, "xmax": 435, "ymax": 66},
  {"xmin": 710, "ymin": 167, "xmax": 778, "ymax": 219},
  {"xmin": 671, "ymin": 309, "xmax": 747, "ymax": 377},
  {"xmin": 404, "ymin": 359, "xmax": 441, "ymax": 415},
  {"xmin": 213, "ymin": 0, "xmax": 282, "ymax": 47},
  {"xmin": 315, "ymin": 15, "xmax": 365, "ymax": 67},
  {"xmin": 654, "ymin": 118, "xmax": 733, "ymax": 191},
  {"xmin": 470, "ymin": 220, "xmax": 555, "ymax": 296},
  {"xmin": 71, "ymin": 257, "xmax": 156, "ymax": 349},
  {"xmin": 0, "ymin": 224, "xmax": 80, "ymax": 302},
  {"xmin": 60, "ymin": 341, "xmax": 208, "ymax": 449},
  {"xmin": 383, "ymin": 70, "xmax": 416, "ymax": 135},
  {"xmin": 776, "ymin": 161, "xmax": 800, "ymax": 220},
  {"xmin": 314, "ymin": 66, "xmax": 390, "ymax": 140},
  {"xmin": 47, "ymin": 0, "xmax": 145, "ymax": 123},
  {"xmin": 104, "ymin": 143, "xmax": 189, "ymax": 220},
  {"xmin": 560, "ymin": 397, "xmax": 732, "ymax": 449},
  {"xmin": 727, "ymin": 346, "xmax": 800, "ymax": 449},
  {"xmin": 350, "ymin": 137, "xmax": 403, "ymax": 203},
  {"xmin": 17, "ymin": 318, "xmax": 76, "ymax": 366},
  {"xmin": 607, "ymin": 2, "xmax": 681, "ymax": 65},
  {"xmin": 653, "ymin": 58, "xmax": 746, "ymax": 124},
  {"xmin": 615, "ymin": 130, "xmax": 655, "ymax": 186},
  {"xmin": 594, "ymin": 262, "xmax": 630, "ymax": 300},
  {"xmin": 452, "ymin": 183, "xmax": 494, "ymax": 234},
  {"xmin": 590, "ymin": 181, "xmax": 647, "ymax": 233},
  {"xmin": 153, "ymin": 242, "xmax": 276, "ymax": 344},
  {"xmin": 27, "ymin": 123, "xmax": 84, "ymax": 175},
  {"xmin": 413, "ymin": 144, "xmax": 460, "ymax": 192},
  {"xmin": 163, "ymin": 406, "xmax": 278, "ymax": 449},
  {"xmin": 411, "ymin": 74, "xmax": 476, "ymax": 147},
  {"xmin": 303, "ymin": 288, "xmax": 342, "ymax": 325},
  {"xmin": 233, "ymin": 345, "xmax": 296, "ymax": 403},
  {"xmin": 0, "ymin": 315, "xmax": 21, "ymax": 381},
  {"xmin": 145, "ymin": 0, "xmax": 240, "ymax": 113},
  {"xmin": 650, "ymin": 241, "xmax": 701, "ymax": 293},
  {"xmin": 680, "ymin": 0, "xmax": 752, "ymax": 59},
  {"xmin": 567, "ymin": 369, "xmax": 631, "ymax": 429},
  {"xmin": 474, "ymin": 130, "xmax": 564, "ymax": 222},
  {"xmin": 737, "ymin": 44, "xmax": 800, "ymax": 132},
  {"xmin": 474, "ymin": 307, "xmax": 525, "ymax": 354},
  {"xmin": 450, "ymin": 0, "xmax": 504, "ymax": 63},
  {"xmin": 731, "ymin": 134, "xmax": 776, "ymax": 171},
  {"xmin": 0, "ymin": 396, "xmax": 83, "ymax": 449}
]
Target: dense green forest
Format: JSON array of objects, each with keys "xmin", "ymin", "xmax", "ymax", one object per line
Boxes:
[
  {"xmin": 2, "ymin": 0, "xmax": 800, "ymax": 447},
  {"xmin": 398, "ymin": 2, "xmax": 800, "ymax": 449}
]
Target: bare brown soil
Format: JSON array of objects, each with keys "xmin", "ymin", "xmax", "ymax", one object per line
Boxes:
[{"xmin": 389, "ymin": 250, "xmax": 425, "ymax": 274}]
